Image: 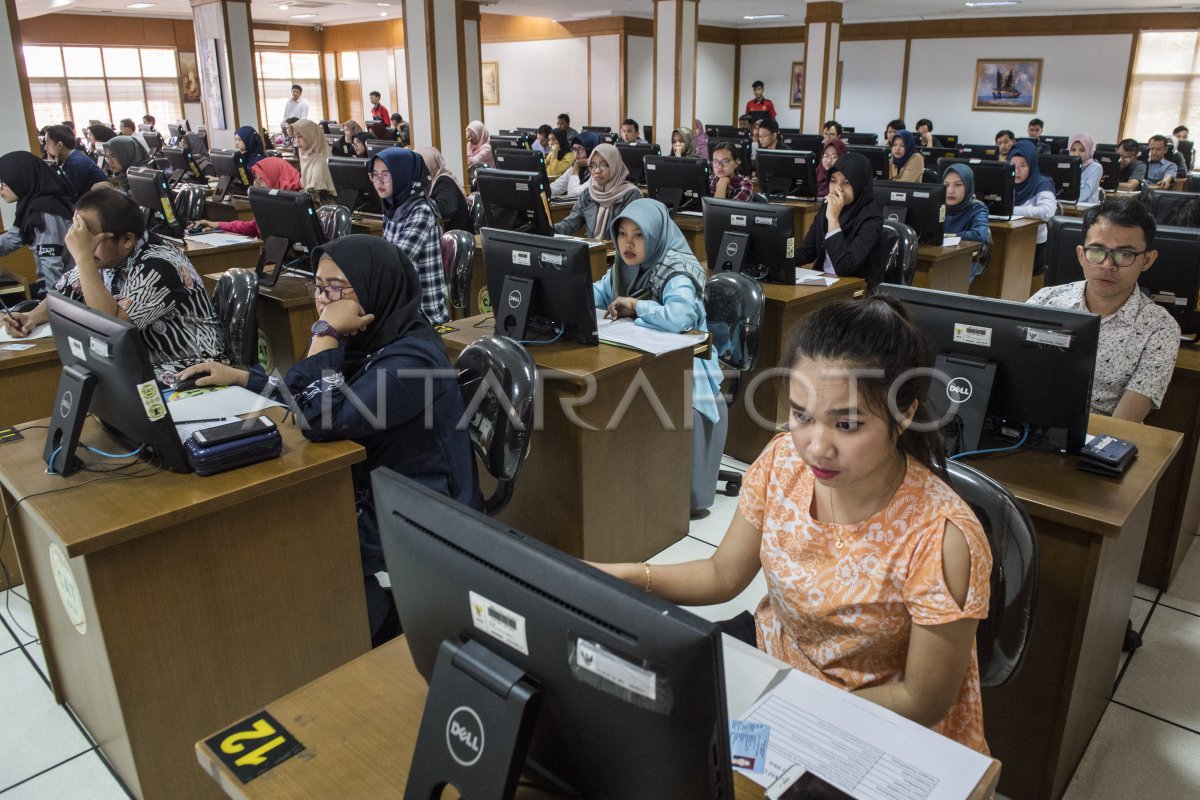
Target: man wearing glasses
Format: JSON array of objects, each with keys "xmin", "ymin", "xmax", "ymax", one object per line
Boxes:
[{"xmin": 1027, "ymin": 198, "xmax": 1180, "ymax": 422}]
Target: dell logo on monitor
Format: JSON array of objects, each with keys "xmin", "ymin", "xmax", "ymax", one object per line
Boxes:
[
  {"xmin": 507, "ymin": 290, "xmax": 523, "ymax": 308},
  {"xmin": 725, "ymin": 242, "xmax": 740, "ymax": 257},
  {"xmin": 59, "ymin": 390, "xmax": 73, "ymax": 418},
  {"xmin": 947, "ymin": 377, "xmax": 973, "ymax": 404},
  {"xmin": 446, "ymin": 706, "xmax": 484, "ymax": 766}
]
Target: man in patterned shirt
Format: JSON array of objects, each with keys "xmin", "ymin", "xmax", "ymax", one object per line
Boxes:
[
  {"xmin": 1027, "ymin": 198, "xmax": 1180, "ymax": 422},
  {"xmin": 2, "ymin": 190, "xmax": 226, "ymax": 384}
]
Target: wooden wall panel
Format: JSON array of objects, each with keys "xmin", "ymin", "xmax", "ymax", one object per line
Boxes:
[{"xmin": 320, "ymin": 19, "xmax": 405, "ymax": 51}]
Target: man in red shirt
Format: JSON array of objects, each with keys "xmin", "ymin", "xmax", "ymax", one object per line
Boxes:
[
  {"xmin": 745, "ymin": 80, "xmax": 777, "ymax": 121},
  {"xmin": 368, "ymin": 91, "xmax": 390, "ymax": 127}
]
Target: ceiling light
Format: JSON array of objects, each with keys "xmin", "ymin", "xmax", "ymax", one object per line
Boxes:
[
  {"xmin": 126, "ymin": 2, "xmax": 156, "ymax": 7},
  {"xmin": 290, "ymin": 13, "xmax": 316, "ymax": 18},
  {"xmin": 278, "ymin": 3, "xmax": 288, "ymax": 8},
  {"xmin": 380, "ymin": 11, "xmax": 387, "ymax": 16},
  {"xmin": 964, "ymin": 1, "xmax": 1020, "ymax": 6},
  {"xmin": 377, "ymin": 2, "xmax": 391, "ymax": 5},
  {"xmin": 743, "ymin": 14, "xmax": 786, "ymax": 20}
]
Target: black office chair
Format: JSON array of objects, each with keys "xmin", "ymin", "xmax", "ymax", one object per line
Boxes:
[
  {"xmin": 317, "ymin": 204, "xmax": 353, "ymax": 241},
  {"xmin": 945, "ymin": 460, "xmax": 1039, "ymax": 687},
  {"xmin": 8, "ymin": 299, "xmax": 40, "ymax": 314},
  {"xmin": 172, "ymin": 184, "xmax": 207, "ymax": 227},
  {"xmin": 440, "ymin": 229, "xmax": 476, "ymax": 319},
  {"xmin": 703, "ymin": 272, "xmax": 764, "ymax": 496},
  {"xmin": 750, "ymin": 192, "xmax": 770, "ymax": 204},
  {"xmin": 880, "ymin": 220, "xmax": 918, "ymax": 286},
  {"xmin": 210, "ymin": 268, "xmax": 259, "ymax": 368},
  {"xmin": 972, "ymin": 239, "xmax": 992, "ymax": 283},
  {"xmin": 921, "ymin": 168, "xmax": 939, "ymax": 184},
  {"xmin": 466, "ymin": 191, "xmax": 485, "ymax": 234},
  {"xmin": 456, "ymin": 335, "xmax": 537, "ymax": 515}
]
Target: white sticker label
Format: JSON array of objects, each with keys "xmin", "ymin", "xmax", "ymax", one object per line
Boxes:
[
  {"xmin": 914, "ymin": 191, "xmax": 930, "ymax": 198},
  {"xmin": 953, "ymin": 323, "xmax": 993, "ymax": 347},
  {"xmin": 540, "ymin": 252, "xmax": 564, "ymax": 266},
  {"xmin": 136, "ymin": 379, "xmax": 167, "ymax": 422},
  {"xmin": 89, "ymin": 336, "xmax": 110, "ymax": 358},
  {"xmin": 793, "ymin": 158, "xmax": 805, "ymax": 164},
  {"xmin": 576, "ymin": 638, "xmax": 657, "ymax": 702},
  {"xmin": 646, "ymin": 164, "xmax": 657, "ymax": 171},
  {"xmin": 49, "ymin": 543, "xmax": 86, "ymax": 635},
  {"xmin": 470, "ymin": 591, "xmax": 529, "ymax": 655},
  {"xmin": 515, "ymin": 182, "xmax": 529, "ymax": 192},
  {"xmin": 753, "ymin": 215, "xmax": 776, "ymax": 226},
  {"xmin": 786, "ymin": 236, "xmax": 795, "ymax": 260},
  {"xmin": 512, "ymin": 250, "xmax": 531, "ymax": 266},
  {"xmin": 1024, "ymin": 328, "xmax": 1072, "ymax": 348},
  {"xmin": 68, "ymin": 336, "xmax": 86, "ymax": 362},
  {"xmin": 890, "ymin": 191, "xmax": 906, "ymax": 202},
  {"xmin": 730, "ymin": 214, "xmax": 747, "ymax": 227}
]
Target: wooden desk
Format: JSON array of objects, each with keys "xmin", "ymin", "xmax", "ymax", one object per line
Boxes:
[
  {"xmin": 973, "ymin": 218, "xmax": 1041, "ymax": 301},
  {"xmin": 350, "ymin": 216, "xmax": 384, "ymax": 237},
  {"xmin": 186, "ymin": 238, "xmax": 263, "ymax": 277},
  {"xmin": 441, "ymin": 316, "xmax": 693, "ymax": 563},
  {"xmin": 0, "ymin": 410, "xmax": 370, "ymax": 800},
  {"xmin": 1139, "ymin": 345, "xmax": 1200, "ymax": 588},
  {"xmin": 913, "ymin": 240, "xmax": 983, "ymax": 295},
  {"xmin": 464, "ymin": 235, "xmax": 610, "ymax": 320},
  {"xmin": 196, "ymin": 636, "xmax": 1000, "ymax": 800},
  {"xmin": 724, "ymin": 278, "xmax": 867, "ymax": 464},
  {"xmin": 549, "ymin": 199, "xmax": 573, "ymax": 224},
  {"xmin": 202, "ymin": 273, "xmax": 317, "ymax": 374},
  {"xmin": 974, "ymin": 415, "xmax": 1181, "ymax": 800},
  {"xmin": 204, "ymin": 197, "xmax": 254, "ymax": 223}
]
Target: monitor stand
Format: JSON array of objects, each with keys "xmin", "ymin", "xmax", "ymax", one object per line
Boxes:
[
  {"xmin": 656, "ymin": 187, "xmax": 684, "ymax": 213},
  {"xmin": 213, "ymin": 175, "xmax": 232, "ymax": 203},
  {"xmin": 405, "ymin": 638, "xmax": 540, "ymax": 800},
  {"xmin": 167, "ymin": 168, "xmax": 185, "ymax": 187},
  {"xmin": 931, "ymin": 352, "xmax": 997, "ymax": 456},
  {"xmin": 43, "ymin": 364, "xmax": 98, "ymax": 477},
  {"xmin": 715, "ymin": 231, "xmax": 749, "ymax": 273},
  {"xmin": 256, "ymin": 236, "xmax": 292, "ymax": 287},
  {"xmin": 336, "ymin": 187, "xmax": 360, "ymax": 212},
  {"xmin": 494, "ymin": 274, "xmax": 536, "ymax": 341}
]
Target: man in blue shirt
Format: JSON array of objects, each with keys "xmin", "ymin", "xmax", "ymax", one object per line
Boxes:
[
  {"xmin": 1146, "ymin": 134, "xmax": 1179, "ymax": 188},
  {"xmin": 43, "ymin": 124, "xmax": 108, "ymax": 201}
]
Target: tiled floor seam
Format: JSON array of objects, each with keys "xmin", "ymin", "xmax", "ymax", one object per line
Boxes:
[
  {"xmin": 0, "ymin": 749, "xmax": 94, "ymax": 795},
  {"xmin": 1108, "ymin": 699, "xmax": 1200, "ymax": 738}
]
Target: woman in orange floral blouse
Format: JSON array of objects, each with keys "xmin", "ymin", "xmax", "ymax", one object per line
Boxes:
[{"xmin": 598, "ymin": 297, "xmax": 994, "ymax": 753}]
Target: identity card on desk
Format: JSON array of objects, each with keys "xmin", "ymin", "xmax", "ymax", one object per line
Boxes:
[{"xmin": 593, "ymin": 310, "xmax": 707, "ymax": 356}]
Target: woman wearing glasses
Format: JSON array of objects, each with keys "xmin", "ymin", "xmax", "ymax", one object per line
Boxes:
[
  {"xmin": 1027, "ymin": 198, "xmax": 1179, "ymax": 423},
  {"xmin": 552, "ymin": 142, "xmax": 641, "ymax": 240},
  {"xmin": 707, "ymin": 143, "xmax": 753, "ymax": 201},
  {"xmin": 178, "ymin": 234, "xmax": 479, "ymax": 647},
  {"xmin": 816, "ymin": 137, "xmax": 847, "ymax": 199}
]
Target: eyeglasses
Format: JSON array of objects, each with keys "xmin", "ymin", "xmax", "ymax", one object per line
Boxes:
[
  {"xmin": 712, "ymin": 158, "xmax": 734, "ymax": 167},
  {"xmin": 590, "ymin": 161, "xmax": 610, "ymax": 172},
  {"xmin": 1082, "ymin": 245, "xmax": 1149, "ymax": 268},
  {"xmin": 369, "ymin": 170, "xmax": 392, "ymax": 183},
  {"xmin": 305, "ymin": 283, "xmax": 356, "ymax": 301},
  {"xmin": 821, "ymin": 152, "xmax": 838, "ymax": 162}
]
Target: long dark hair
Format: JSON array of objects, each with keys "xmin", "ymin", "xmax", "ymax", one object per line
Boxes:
[{"xmin": 780, "ymin": 296, "xmax": 947, "ymax": 481}]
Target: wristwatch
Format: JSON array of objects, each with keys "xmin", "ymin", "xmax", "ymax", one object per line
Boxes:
[{"xmin": 311, "ymin": 320, "xmax": 346, "ymax": 343}]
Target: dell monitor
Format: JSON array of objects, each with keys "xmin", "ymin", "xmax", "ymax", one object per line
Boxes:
[
  {"xmin": 1041, "ymin": 135, "xmax": 1070, "ymax": 155},
  {"xmin": 209, "ymin": 148, "xmax": 251, "ymax": 202},
  {"xmin": 328, "ymin": 155, "xmax": 381, "ymax": 214},
  {"xmin": 490, "ymin": 134, "xmax": 530, "ymax": 150},
  {"xmin": 644, "ymin": 155, "xmax": 711, "ymax": 213},
  {"xmin": 780, "ymin": 133, "xmax": 824, "ymax": 153},
  {"xmin": 919, "ymin": 145, "xmax": 959, "ymax": 163},
  {"xmin": 938, "ymin": 133, "xmax": 961, "ymax": 147},
  {"xmin": 1038, "ymin": 154, "xmax": 1083, "ymax": 202},
  {"xmin": 476, "ymin": 168, "xmax": 555, "ymax": 237},
  {"xmin": 1138, "ymin": 188, "xmax": 1200, "ymax": 225},
  {"xmin": 938, "ymin": 157, "xmax": 1016, "ymax": 219},
  {"xmin": 755, "ymin": 149, "xmax": 819, "ymax": 200},
  {"xmin": 878, "ymin": 284, "xmax": 1099, "ymax": 455},
  {"xmin": 141, "ymin": 131, "xmax": 164, "ymax": 156},
  {"xmin": 160, "ymin": 144, "xmax": 204, "ymax": 184},
  {"xmin": 493, "ymin": 148, "xmax": 552, "ymax": 205},
  {"xmin": 480, "ymin": 228, "xmax": 598, "ymax": 345},
  {"xmin": 702, "ymin": 196, "xmax": 797, "ymax": 284},
  {"xmin": 845, "ymin": 132, "xmax": 879, "ymax": 146},
  {"xmin": 847, "ymin": 144, "xmax": 890, "ymax": 180},
  {"xmin": 365, "ymin": 138, "xmax": 397, "ymax": 158},
  {"xmin": 706, "ymin": 125, "xmax": 747, "ymax": 140},
  {"xmin": 874, "ymin": 180, "xmax": 948, "ymax": 245},
  {"xmin": 1095, "ymin": 151, "xmax": 1122, "ymax": 192},
  {"xmin": 581, "ymin": 125, "xmax": 611, "ymax": 133},
  {"xmin": 247, "ymin": 185, "xmax": 326, "ymax": 285},
  {"xmin": 167, "ymin": 122, "xmax": 187, "ymax": 144},
  {"xmin": 958, "ymin": 143, "xmax": 1000, "ymax": 159},
  {"xmin": 707, "ymin": 137, "xmax": 754, "ymax": 178},
  {"xmin": 615, "ymin": 142, "xmax": 661, "ymax": 185},
  {"xmin": 43, "ymin": 292, "xmax": 191, "ymax": 476},
  {"xmin": 1045, "ymin": 215, "xmax": 1200, "ymax": 335},
  {"xmin": 126, "ymin": 166, "xmax": 186, "ymax": 239}
]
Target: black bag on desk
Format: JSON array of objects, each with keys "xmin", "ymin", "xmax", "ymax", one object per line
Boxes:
[
  {"xmin": 183, "ymin": 427, "xmax": 282, "ymax": 476},
  {"xmin": 1076, "ymin": 434, "xmax": 1138, "ymax": 476}
]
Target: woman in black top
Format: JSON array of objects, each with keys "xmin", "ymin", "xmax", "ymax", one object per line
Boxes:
[
  {"xmin": 795, "ymin": 151, "xmax": 886, "ymax": 290},
  {"xmin": 416, "ymin": 146, "xmax": 471, "ymax": 232}
]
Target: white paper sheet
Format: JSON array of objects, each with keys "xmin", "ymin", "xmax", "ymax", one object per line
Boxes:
[
  {"xmin": 593, "ymin": 310, "xmax": 707, "ymax": 356},
  {"xmin": 186, "ymin": 232, "xmax": 255, "ymax": 247},
  {"xmin": 0, "ymin": 322, "xmax": 52, "ymax": 342},
  {"xmin": 795, "ymin": 268, "xmax": 838, "ymax": 287},
  {"xmin": 734, "ymin": 670, "xmax": 991, "ymax": 800},
  {"xmin": 166, "ymin": 385, "xmax": 284, "ymax": 422}
]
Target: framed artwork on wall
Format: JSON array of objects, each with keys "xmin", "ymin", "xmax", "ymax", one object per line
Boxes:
[
  {"xmin": 482, "ymin": 61, "xmax": 499, "ymax": 106},
  {"xmin": 178, "ymin": 51, "xmax": 200, "ymax": 103},
  {"xmin": 790, "ymin": 61, "xmax": 804, "ymax": 108},
  {"xmin": 973, "ymin": 59, "xmax": 1043, "ymax": 113}
]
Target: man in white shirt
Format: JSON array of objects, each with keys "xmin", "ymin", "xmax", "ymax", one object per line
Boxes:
[
  {"xmin": 281, "ymin": 84, "xmax": 309, "ymax": 128},
  {"xmin": 1027, "ymin": 198, "xmax": 1180, "ymax": 422}
]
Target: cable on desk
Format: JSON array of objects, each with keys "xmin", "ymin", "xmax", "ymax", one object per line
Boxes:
[
  {"xmin": 517, "ymin": 325, "xmax": 565, "ymax": 347},
  {"xmin": 948, "ymin": 425, "xmax": 1030, "ymax": 461}
]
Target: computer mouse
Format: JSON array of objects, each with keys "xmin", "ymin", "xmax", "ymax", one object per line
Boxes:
[{"xmin": 172, "ymin": 376, "xmax": 202, "ymax": 392}]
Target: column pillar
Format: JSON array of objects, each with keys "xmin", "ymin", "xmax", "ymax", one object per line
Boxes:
[
  {"xmin": 402, "ymin": 0, "xmax": 484, "ymax": 182},
  {"xmin": 652, "ymin": 0, "xmax": 699, "ymax": 151},
  {"xmin": 189, "ymin": 0, "xmax": 261, "ymax": 149},
  {"xmin": 801, "ymin": 1, "xmax": 842, "ymax": 135},
  {"xmin": 0, "ymin": 0, "xmax": 38, "ymax": 227}
]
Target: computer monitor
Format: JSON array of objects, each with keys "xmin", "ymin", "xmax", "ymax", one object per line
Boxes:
[
  {"xmin": 1045, "ymin": 215, "xmax": 1200, "ymax": 335},
  {"xmin": 581, "ymin": 125, "xmax": 611, "ymax": 133},
  {"xmin": 138, "ymin": 123, "xmax": 155, "ymax": 133},
  {"xmin": 480, "ymin": 228, "xmax": 598, "ymax": 344},
  {"xmin": 126, "ymin": 166, "xmax": 186, "ymax": 239},
  {"xmin": 938, "ymin": 133, "xmax": 960, "ymax": 147},
  {"xmin": 874, "ymin": 180, "xmax": 947, "ymax": 245},
  {"xmin": 1038, "ymin": 154, "xmax": 1082, "ymax": 202},
  {"xmin": 706, "ymin": 125, "xmax": 747, "ymax": 140},
  {"xmin": 323, "ymin": 133, "xmax": 343, "ymax": 150},
  {"xmin": 707, "ymin": 137, "xmax": 753, "ymax": 178},
  {"xmin": 701, "ymin": 196, "xmax": 796, "ymax": 284},
  {"xmin": 845, "ymin": 132, "xmax": 879, "ymax": 146},
  {"xmin": 491, "ymin": 134, "xmax": 531, "ymax": 150},
  {"xmin": 1094, "ymin": 143, "xmax": 1121, "ymax": 155},
  {"xmin": 754, "ymin": 148, "xmax": 819, "ymax": 200},
  {"xmin": 493, "ymin": 148, "xmax": 551, "ymax": 204},
  {"xmin": 160, "ymin": 145, "xmax": 203, "ymax": 183},
  {"xmin": 937, "ymin": 157, "xmax": 1015, "ymax": 218},
  {"xmin": 1177, "ymin": 139, "xmax": 1193, "ymax": 167},
  {"xmin": 373, "ymin": 469, "xmax": 731, "ymax": 799},
  {"xmin": 167, "ymin": 122, "xmax": 187, "ymax": 144},
  {"xmin": 847, "ymin": 144, "xmax": 890, "ymax": 179},
  {"xmin": 1041, "ymin": 135, "xmax": 1070, "ymax": 155},
  {"xmin": 247, "ymin": 185, "xmax": 326, "ymax": 285},
  {"xmin": 327, "ymin": 123, "xmax": 343, "ymax": 137},
  {"xmin": 365, "ymin": 138, "xmax": 397, "ymax": 158},
  {"xmin": 476, "ymin": 168, "xmax": 555, "ymax": 237},
  {"xmin": 780, "ymin": 133, "xmax": 824, "ymax": 153},
  {"xmin": 328, "ymin": 156, "xmax": 381, "ymax": 214},
  {"xmin": 643, "ymin": 155, "xmax": 711, "ymax": 212},
  {"xmin": 1095, "ymin": 152, "xmax": 1122, "ymax": 192},
  {"xmin": 209, "ymin": 148, "xmax": 251, "ymax": 201},
  {"xmin": 877, "ymin": 284, "xmax": 1099, "ymax": 455},
  {"xmin": 1138, "ymin": 188, "xmax": 1200, "ymax": 224},
  {"xmin": 43, "ymin": 292, "xmax": 191, "ymax": 476},
  {"xmin": 958, "ymin": 143, "xmax": 1000, "ymax": 159},
  {"xmin": 919, "ymin": 145, "xmax": 959, "ymax": 163},
  {"xmin": 141, "ymin": 131, "xmax": 163, "ymax": 156},
  {"xmin": 615, "ymin": 142, "xmax": 661, "ymax": 185}
]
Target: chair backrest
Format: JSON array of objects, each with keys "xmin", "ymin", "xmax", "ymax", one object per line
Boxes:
[
  {"xmin": 703, "ymin": 272, "xmax": 765, "ymax": 376},
  {"xmin": 974, "ymin": 239, "xmax": 993, "ymax": 278},
  {"xmin": 316, "ymin": 204, "xmax": 353, "ymax": 241},
  {"xmin": 750, "ymin": 192, "xmax": 770, "ymax": 204},
  {"xmin": 210, "ymin": 268, "xmax": 259, "ymax": 367},
  {"xmin": 455, "ymin": 335, "xmax": 537, "ymax": 515},
  {"xmin": 921, "ymin": 168, "xmax": 939, "ymax": 184},
  {"xmin": 945, "ymin": 460, "xmax": 1039, "ymax": 688},
  {"xmin": 171, "ymin": 184, "xmax": 206, "ymax": 226},
  {"xmin": 879, "ymin": 219, "xmax": 919, "ymax": 286},
  {"xmin": 440, "ymin": 229, "xmax": 476, "ymax": 317},
  {"xmin": 466, "ymin": 191, "xmax": 484, "ymax": 234}
]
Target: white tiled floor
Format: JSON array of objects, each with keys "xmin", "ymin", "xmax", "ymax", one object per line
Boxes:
[{"xmin": 2, "ymin": 483, "xmax": 1198, "ymax": 798}]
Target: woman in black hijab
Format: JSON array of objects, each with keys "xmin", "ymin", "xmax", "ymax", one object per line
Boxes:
[
  {"xmin": 0, "ymin": 151, "xmax": 76, "ymax": 291},
  {"xmin": 177, "ymin": 234, "xmax": 479, "ymax": 646},
  {"xmin": 795, "ymin": 151, "xmax": 886, "ymax": 290}
]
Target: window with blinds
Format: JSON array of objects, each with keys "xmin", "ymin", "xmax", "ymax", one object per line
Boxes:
[
  {"xmin": 1124, "ymin": 31, "xmax": 1200, "ymax": 142},
  {"xmin": 255, "ymin": 52, "xmax": 324, "ymax": 131}
]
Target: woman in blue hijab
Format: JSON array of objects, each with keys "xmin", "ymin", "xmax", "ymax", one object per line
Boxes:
[
  {"xmin": 941, "ymin": 163, "xmax": 992, "ymax": 283},
  {"xmin": 550, "ymin": 131, "xmax": 602, "ymax": 199},
  {"xmin": 234, "ymin": 125, "xmax": 266, "ymax": 169},
  {"xmin": 1009, "ymin": 138, "xmax": 1057, "ymax": 271},
  {"xmin": 595, "ymin": 198, "xmax": 726, "ymax": 517},
  {"xmin": 888, "ymin": 129, "xmax": 924, "ymax": 183}
]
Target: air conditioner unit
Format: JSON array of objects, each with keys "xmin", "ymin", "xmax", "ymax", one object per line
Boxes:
[{"xmin": 253, "ymin": 28, "xmax": 290, "ymax": 47}]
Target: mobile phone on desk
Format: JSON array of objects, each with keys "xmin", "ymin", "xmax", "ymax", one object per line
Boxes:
[
  {"xmin": 191, "ymin": 416, "xmax": 275, "ymax": 447},
  {"xmin": 766, "ymin": 765, "xmax": 857, "ymax": 800}
]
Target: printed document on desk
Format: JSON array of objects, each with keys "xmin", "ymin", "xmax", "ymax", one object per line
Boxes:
[
  {"xmin": 186, "ymin": 232, "xmax": 256, "ymax": 247},
  {"xmin": 593, "ymin": 311, "xmax": 707, "ymax": 356},
  {"xmin": 0, "ymin": 323, "xmax": 52, "ymax": 342},
  {"xmin": 166, "ymin": 386, "xmax": 284, "ymax": 422},
  {"xmin": 735, "ymin": 670, "xmax": 991, "ymax": 800},
  {"xmin": 796, "ymin": 268, "xmax": 838, "ymax": 287}
]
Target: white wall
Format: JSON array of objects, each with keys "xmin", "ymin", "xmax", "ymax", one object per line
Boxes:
[
  {"xmin": 358, "ymin": 49, "xmax": 391, "ymax": 118},
  {"xmin": 738, "ymin": 43, "xmax": 805, "ymax": 128},
  {"xmin": 626, "ymin": 35, "xmax": 653, "ymax": 133},
  {"xmin": 0, "ymin": 6, "xmax": 31, "ymax": 227},
  {"xmin": 589, "ymin": 34, "xmax": 621, "ymax": 128},
  {"xmin": 697, "ymin": 41, "xmax": 736, "ymax": 126},
  {"xmin": 836, "ymin": 39, "xmax": 905, "ymax": 139},
  {"xmin": 393, "ymin": 48, "xmax": 410, "ymax": 126},
  {"xmin": 481, "ymin": 38, "xmax": 588, "ymax": 131}
]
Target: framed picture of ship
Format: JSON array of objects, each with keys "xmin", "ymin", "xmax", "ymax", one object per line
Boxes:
[{"xmin": 973, "ymin": 59, "xmax": 1042, "ymax": 112}]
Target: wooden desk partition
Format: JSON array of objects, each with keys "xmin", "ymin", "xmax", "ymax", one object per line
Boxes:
[
  {"xmin": 975, "ymin": 415, "xmax": 1180, "ymax": 800},
  {"xmin": 913, "ymin": 240, "xmax": 982, "ymax": 295},
  {"xmin": 203, "ymin": 197, "xmax": 254, "ymax": 223},
  {"xmin": 973, "ymin": 218, "xmax": 1040, "ymax": 301},
  {"xmin": 0, "ymin": 411, "xmax": 370, "ymax": 800}
]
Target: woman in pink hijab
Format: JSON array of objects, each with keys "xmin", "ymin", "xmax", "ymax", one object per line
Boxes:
[
  {"xmin": 1068, "ymin": 133, "xmax": 1102, "ymax": 203},
  {"xmin": 465, "ymin": 120, "xmax": 495, "ymax": 168}
]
